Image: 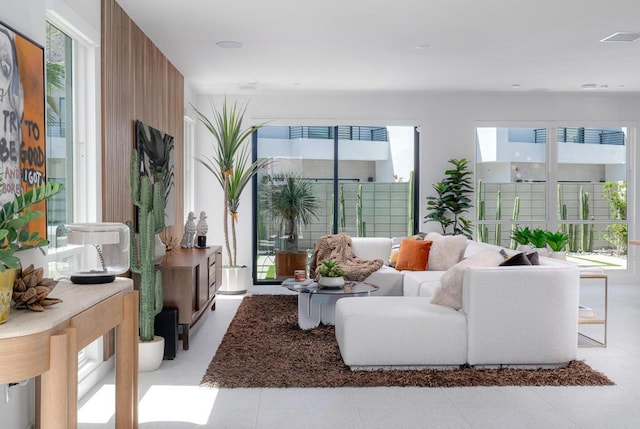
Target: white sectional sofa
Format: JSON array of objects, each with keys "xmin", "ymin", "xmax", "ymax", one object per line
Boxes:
[{"xmin": 336, "ymin": 236, "xmax": 580, "ymax": 368}]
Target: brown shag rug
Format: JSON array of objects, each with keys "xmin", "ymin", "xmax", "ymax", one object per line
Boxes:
[{"xmin": 200, "ymin": 295, "xmax": 614, "ymax": 388}]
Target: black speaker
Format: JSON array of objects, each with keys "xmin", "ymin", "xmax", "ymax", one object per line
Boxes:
[{"xmin": 155, "ymin": 307, "xmax": 178, "ymax": 360}]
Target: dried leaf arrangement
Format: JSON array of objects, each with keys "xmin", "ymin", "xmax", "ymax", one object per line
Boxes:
[
  {"xmin": 160, "ymin": 227, "xmax": 181, "ymax": 262},
  {"xmin": 12, "ymin": 264, "xmax": 62, "ymax": 312}
]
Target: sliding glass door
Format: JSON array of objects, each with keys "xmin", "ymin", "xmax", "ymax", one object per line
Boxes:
[{"xmin": 254, "ymin": 125, "xmax": 417, "ymax": 283}]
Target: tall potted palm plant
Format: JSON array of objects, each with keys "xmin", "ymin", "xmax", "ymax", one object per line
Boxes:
[
  {"xmin": 194, "ymin": 98, "xmax": 270, "ymax": 294},
  {"xmin": 261, "ymin": 173, "xmax": 319, "ymax": 279}
]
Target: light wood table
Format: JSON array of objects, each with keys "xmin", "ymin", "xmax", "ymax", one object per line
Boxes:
[
  {"xmin": 578, "ymin": 272, "xmax": 607, "ymax": 347},
  {"xmin": 0, "ymin": 278, "xmax": 138, "ymax": 429}
]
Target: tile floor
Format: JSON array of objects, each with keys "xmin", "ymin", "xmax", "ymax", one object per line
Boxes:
[{"xmin": 78, "ymin": 281, "xmax": 640, "ymax": 429}]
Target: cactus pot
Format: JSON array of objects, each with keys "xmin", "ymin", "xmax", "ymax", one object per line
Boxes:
[{"xmin": 139, "ymin": 335, "xmax": 165, "ymax": 372}]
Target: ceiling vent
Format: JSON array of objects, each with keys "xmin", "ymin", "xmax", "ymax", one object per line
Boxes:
[{"xmin": 600, "ymin": 32, "xmax": 640, "ymax": 42}]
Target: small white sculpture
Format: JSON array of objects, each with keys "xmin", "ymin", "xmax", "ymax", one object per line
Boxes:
[
  {"xmin": 196, "ymin": 211, "xmax": 208, "ymax": 247},
  {"xmin": 181, "ymin": 211, "xmax": 197, "ymax": 248},
  {"xmin": 196, "ymin": 211, "xmax": 208, "ymax": 237}
]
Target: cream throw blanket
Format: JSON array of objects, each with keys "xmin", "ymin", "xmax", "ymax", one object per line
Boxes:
[{"xmin": 309, "ymin": 233, "xmax": 384, "ymax": 281}]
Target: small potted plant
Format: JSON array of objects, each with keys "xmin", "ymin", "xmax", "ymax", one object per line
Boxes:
[
  {"xmin": 0, "ymin": 181, "xmax": 63, "ymax": 323},
  {"xmin": 510, "ymin": 226, "xmax": 533, "ymax": 250},
  {"xmin": 545, "ymin": 231, "xmax": 569, "ymax": 260},
  {"xmin": 528, "ymin": 228, "xmax": 548, "ymax": 249},
  {"xmin": 316, "ymin": 259, "xmax": 345, "ymax": 288}
]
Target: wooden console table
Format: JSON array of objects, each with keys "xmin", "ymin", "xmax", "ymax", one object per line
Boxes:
[
  {"xmin": 0, "ymin": 278, "xmax": 138, "ymax": 429},
  {"xmin": 158, "ymin": 246, "xmax": 221, "ymax": 350}
]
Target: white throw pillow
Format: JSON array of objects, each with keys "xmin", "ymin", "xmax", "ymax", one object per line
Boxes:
[
  {"xmin": 425, "ymin": 233, "xmax": 468, "ymax": 271},
  {"xmin": 430, "ymin": 249, "xmax": 505, "ymax": 310}
]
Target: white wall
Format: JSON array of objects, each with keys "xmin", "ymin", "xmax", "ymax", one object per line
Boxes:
[{"xmin": 193, "ymin": 92, "xmax": 639, "ymax": 282}]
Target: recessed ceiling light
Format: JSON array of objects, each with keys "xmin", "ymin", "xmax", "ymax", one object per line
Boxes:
[
  {"xmin": 216, "ymin": 40, "xmax": 242, "ymax": 49},
  {"xmin": 581, "ymin": 83, "xmax": 597, "ymax": 89},
  {"xmin": 600, "ymin": 85, "xmax": 609, "ymax": 89},
  {"xmin": 600, "ymin": 32, "xmax": 640, "ymax": 42},
  {"xmin": 510, "ymin": 84, "xmax": 522, "ymax": 88},
  {"xmin": 416, "ymin": 44, "xmax": 431, "ymax": 50}
]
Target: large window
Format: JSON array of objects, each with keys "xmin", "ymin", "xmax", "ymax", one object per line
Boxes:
[
  {"xmin": 45, "ymin": 13, "xmax": 101, "ymax": 398},
  {"xmin": 254, "ymin": 125, "xmax": 417, "ymax": 283},
  {"xmin": 475, "ymin": 125, "xmax": 629, "ymax": 271},
  {"xmin": 45, "ymin": 22, "xmax": 73, "ymax": 231}
]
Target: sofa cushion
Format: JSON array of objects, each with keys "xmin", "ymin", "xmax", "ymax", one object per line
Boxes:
[
  {"xmin": 425, "ymin": 233, "xmax": 467, "ymax": 271},
  {"xmin": 351, "ymin": 237, "xmax": 392, "ymax": 264},
  {"xmin": 402, "ymin": 270, "xmax": 445, "ymax": 296},
  {"xmin": 335, "ymin": 297, "xmax": 468, "ymax": 367},
  {"xmin": 395, "ymin": 239, "xmax": 432, "ymax": 271},
  {"xmin": 499, "ymin": 252, "xmax": 532, "ymax": 266},
  {"xmin": 365, "ymin": 265, "xmax": 404, "ymax": 296},
  {"xmin": 527, "ymin": 252, "xmax": 540, "ymax": 265},
  {"xmin": 430, "ymin": 249, "xmax": 505, "ymax": 310}
]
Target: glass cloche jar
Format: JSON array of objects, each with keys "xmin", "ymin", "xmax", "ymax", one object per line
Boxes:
[{"xmin": 55, "ymin": 223, "xmax": 129, "ymax": 284}]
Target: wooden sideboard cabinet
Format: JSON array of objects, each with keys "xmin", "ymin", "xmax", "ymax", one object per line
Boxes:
[{"xmin": 158, "ymin": 246, "xmax": 222, "ymax": 350}]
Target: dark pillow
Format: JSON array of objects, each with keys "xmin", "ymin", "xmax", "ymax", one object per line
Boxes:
[
  {"xmin": 526, "ymin": 252, "xmax": 540, "ymax": 265},
  {"xmin": 499, "ymin": 252, "xmax": 532, "ymax": 266}
]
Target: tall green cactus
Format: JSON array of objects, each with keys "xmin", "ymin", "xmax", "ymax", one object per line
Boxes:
[
  {"xmin": 509, "ymin": 196, "xmax": 520, "ymax": 249},
  {"xmin": 476, "ymin": 179, "xmax": 488, "ymax": 243},
  {"xmin": 494, "ymin": 190, "xmax": 502, "ymax": 246},
  {"xmin": 557, "ymin": 184, "xmax": 577, "ymax": 252},
  {"xmin": 407, "ymin": 170, "xmax": 415, "ymax": 236},
  {"xmin": 356, "ymin": 184, "xmax": 364, "ymax": 237},
  {"xmin": 579, "ymin": 187, "xmax": 593, "ymax": 252},
  {"xmin": 339, "ymin": 184, "xmax": 346, "ymax": 231},
  {"xmin": 129, "ymin": 149, "xmax": 165, "ymax": 342}
]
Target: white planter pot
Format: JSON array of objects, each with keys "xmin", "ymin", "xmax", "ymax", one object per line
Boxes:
[
  {"xmin": 139, "ymin": 336, "xmax": 164, "ymax": 372},
  {"xmin": 318, "ymin": 276, "xmax": 345, "ymax": 288},
  {"xmin": 548, "ymin": 251, "xmax": 567, "ymax": 261},
  {"xmin": 219, "ymin": 266, "xmax": 250, "ymax": 295}
]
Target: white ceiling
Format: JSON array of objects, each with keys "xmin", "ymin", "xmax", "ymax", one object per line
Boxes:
[{"xmin": 116, "ymin": 0, "xmax": 640, "ymax": 94}]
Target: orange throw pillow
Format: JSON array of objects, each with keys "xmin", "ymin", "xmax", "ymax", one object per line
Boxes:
[{"xmin": 395, "ymin": 239, "xmax": 432, "ymax": 271}]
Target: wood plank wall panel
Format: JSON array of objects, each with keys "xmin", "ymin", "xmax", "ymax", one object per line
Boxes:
[{"xmin": 101, "ymin": 0, "xmax": 184, "ymax": 237}]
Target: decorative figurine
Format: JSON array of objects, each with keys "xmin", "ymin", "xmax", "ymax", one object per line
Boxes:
[
  {"xmin": 196, "ymin": 211, "xmax": 208, "ymax": 247},
  {"xmin": 181, "ymin": 211, "xmax": 197, "ymax": 248}
]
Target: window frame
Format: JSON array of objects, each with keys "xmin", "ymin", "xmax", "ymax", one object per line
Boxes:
[{"xmin": 474, "ymin": 120, "xmax": 635, "ymax": 277}]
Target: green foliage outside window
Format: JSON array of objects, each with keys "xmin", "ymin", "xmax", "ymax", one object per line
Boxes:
[{"xmin": 602, "ymin": 181, "xmax": 627, "ymax": 255}]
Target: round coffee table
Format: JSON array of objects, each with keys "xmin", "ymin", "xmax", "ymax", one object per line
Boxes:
[{"xmin": 282, "ymin": 279, "xmax": 377, "ymax": 329}]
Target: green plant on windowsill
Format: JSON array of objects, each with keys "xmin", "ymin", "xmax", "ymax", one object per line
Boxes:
[
  {"xmin": 545, "ymin": 231, "xmax": 569, "ymax": 252},
  {"xmin": 510, "ymin": 226, "xmax": 533, "ymax": 247},
  {"xmin": 0, "ymin": 181, "xmax": 64, "ymax": 272},
  {"xmin": 317, "ymin": 259, "xmax": 345, "ymax": 278},
  {"xmin": 528, "ymin": 228, "xmax": 548, "ymax": 249}
]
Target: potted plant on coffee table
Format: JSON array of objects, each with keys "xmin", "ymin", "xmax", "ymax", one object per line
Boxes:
[
  {"xmin": 260, "ymin": 172, "xmax": 320, "ymax": 280},
  {"xmin": 316, "ymin": 259, "xmax": 345, "ymax": 288},
  {"xmin": 194, "ymin": 98, "xmax": 271, "ymax": 294}
]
